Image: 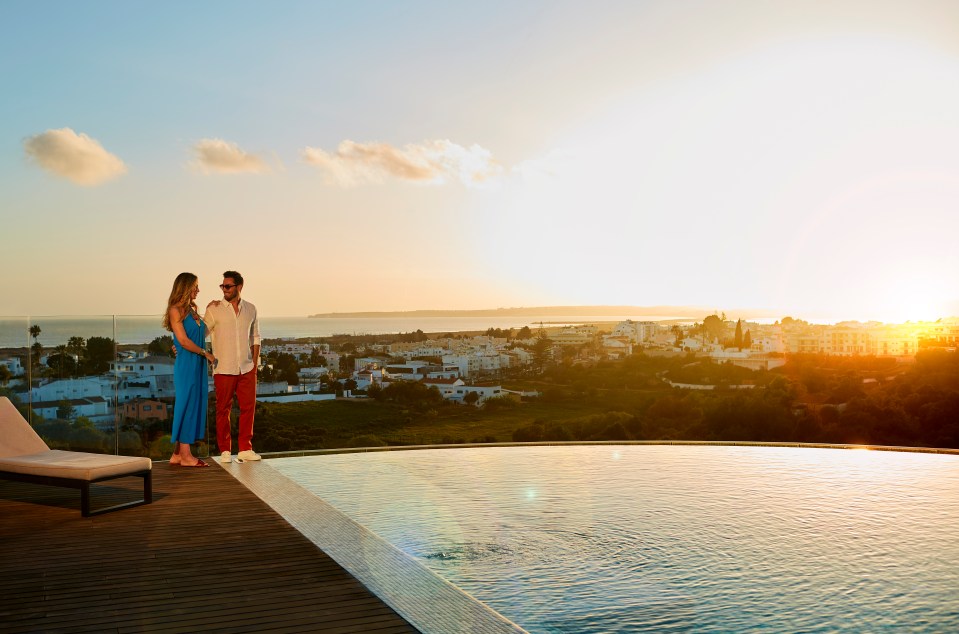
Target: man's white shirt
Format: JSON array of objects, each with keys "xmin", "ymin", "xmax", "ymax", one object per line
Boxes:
[{"xmin": 203, "ymin": 299, "xmax": 261, "ymax": 375}]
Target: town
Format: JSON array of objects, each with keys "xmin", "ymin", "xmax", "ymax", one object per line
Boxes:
[{"xmin": 2, "ymin": 315, "xmax": 957, "ymax": 431}]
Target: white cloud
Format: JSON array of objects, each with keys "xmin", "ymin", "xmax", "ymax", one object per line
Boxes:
[
  {"xmin": 23, "ymin": 128, "xmax": 127, "ymax": 186},
  {"xmin": 192, "ymin": 138, "xmax": 271, "ymax": 174},
  {"xmin": 302, "ymin": 139, "xmax": 502, "ymax": 187}
]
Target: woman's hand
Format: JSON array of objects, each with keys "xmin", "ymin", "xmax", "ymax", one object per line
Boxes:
[{"xmin": 205, "ymin": 351, "xmax": 216, "ymax": 364}]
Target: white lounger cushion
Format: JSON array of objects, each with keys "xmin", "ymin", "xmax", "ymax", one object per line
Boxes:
[
  {"xmin": 1, "ymin": 397, "xmax": 152, "ymax": 481},
  {"xmin": 0, "ymin": 449, "xmax": 152, "ymax": 481}
]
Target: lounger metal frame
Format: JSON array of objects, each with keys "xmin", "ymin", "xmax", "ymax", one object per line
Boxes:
[{"xmin": 0, "ymin": 468, "xmax": 153, "ymax": 517}]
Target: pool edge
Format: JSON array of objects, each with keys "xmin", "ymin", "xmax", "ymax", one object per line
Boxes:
[
  {"xmin": 256, "ymin": 440, "xmax": 959, "ymax": 460},
  {"xmin": 217, "ymin": 458, "xmax": 529, "ymax": 634}
]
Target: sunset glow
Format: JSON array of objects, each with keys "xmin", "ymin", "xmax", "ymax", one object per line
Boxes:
[{"xmin": 1, "ymin": 1, "xmax": 958, "ymax": 322}]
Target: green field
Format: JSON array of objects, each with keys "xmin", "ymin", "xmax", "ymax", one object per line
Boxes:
[
  {"xmin": 253, "ymin": 349, "xmax": 959, "ymax": 452},
  {"xmin": 254, "ymin": 389, "xmax": 664, "ymax": 450}
]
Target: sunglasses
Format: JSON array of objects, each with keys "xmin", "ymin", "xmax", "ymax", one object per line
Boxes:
[{"xmin": 219, "ymin": 284, "xmax": 238, "ymax": 290}]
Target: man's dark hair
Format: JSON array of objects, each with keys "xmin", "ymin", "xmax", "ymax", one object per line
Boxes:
[{"xmin": 223, "ymin": 270, "xmax": 244, "ymax": 286}]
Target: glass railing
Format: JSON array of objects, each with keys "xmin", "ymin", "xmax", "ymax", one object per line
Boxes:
[{"xmin": 0, "ymin": 315, "xmax": 211, "ymax": 459}]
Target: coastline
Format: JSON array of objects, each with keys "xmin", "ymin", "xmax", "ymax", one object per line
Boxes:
[
  {"xmin": 0, "ymin": 314, "xmax": 689, "ymax": 350},
  {"xmin": 307, "ymin": 305, "xmax": 779, "ymax": 320}
]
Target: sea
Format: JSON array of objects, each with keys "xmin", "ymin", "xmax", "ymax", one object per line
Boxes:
[{"xmin": 0, "ymin": 314, "xmax": 683, "ymax": 349}]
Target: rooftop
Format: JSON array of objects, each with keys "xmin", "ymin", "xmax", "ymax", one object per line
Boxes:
[{"xmin": 0, "ymin": 462, "xmax": 417, "ymax": 633}]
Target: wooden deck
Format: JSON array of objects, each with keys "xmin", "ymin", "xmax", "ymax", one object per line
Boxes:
[{"xmin": 0, "ymin": 461, "xmax": 419, "ymax": 633}]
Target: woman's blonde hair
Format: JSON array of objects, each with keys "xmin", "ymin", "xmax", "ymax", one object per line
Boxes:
[{"xmin": 162, "ymin": 272, "xmax": 198, "ymax": 331}]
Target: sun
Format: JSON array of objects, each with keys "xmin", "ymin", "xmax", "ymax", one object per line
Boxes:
[{"xmin": 873, "ymin": 273, "xmax": 949, "ymax": 323}]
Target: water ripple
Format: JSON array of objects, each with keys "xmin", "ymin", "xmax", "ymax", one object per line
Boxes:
[{"xmin": 273, "ymin": 445, "xmax": 959, "ymax": 633}]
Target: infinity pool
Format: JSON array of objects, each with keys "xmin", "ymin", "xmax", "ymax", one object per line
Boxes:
[{"xmin": 271, "ymin": 445, "xmax": 959, "ymax": 633}]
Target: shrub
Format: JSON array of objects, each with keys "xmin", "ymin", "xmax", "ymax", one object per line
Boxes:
[
  {"xmin": 512, "ymin": 420, "xmax": 573, "ymax": 442},
  {"xmin": 347, "ymin": 434, "xmax": 387, "ymax": 448},
  {"xmin": 483, "ymin": 395, "xmax": 518, "ymax": 411}
]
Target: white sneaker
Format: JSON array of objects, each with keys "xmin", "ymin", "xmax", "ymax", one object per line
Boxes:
[
  {"xmin": 237, "ymin": 449, "xmax": 261, "ymax": 462},
  {"xmin": 220, "ymin": 451, "xmax": 232, "ymax": 464}
]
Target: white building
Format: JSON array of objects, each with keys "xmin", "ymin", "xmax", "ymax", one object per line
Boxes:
[
  {"xmin": 262, "ymin": 342, "xmax": 328, "ymax": 356},
  {"xmin": 420, "ymin": 377, "xmax": 465, "ymax": 399},
  {"xmin": 111, "ymin": 355, "xmax": 175, "ymax": 378},
  {"xmin": 783, "ymin": 323, "xmax": 919, "ymax": 357},
  {"xmin": 505, "ymin": 348, "xmax": 533, "ymax": 367},
  {"xmin": 353, "ymin": 356, "xmax": 388, "ymax": 371},
  {"xmin": 923, "ymin": 318, "xmax": 959, "ymax": 347},
  {"xmin": 31, "ymin": 396, "xmax": 111, "ymax": 422},
  {"xmin": 602, "ymin": 336, "xmax": 632, "ymax": 358},
  {"xmin": 0, "ymin": 357, "xmax": 25, "ymax": 377},
  {"xmin": 421, "ymin": 378, "xmax": 503, "ymax": 404},
  {"xmin": 298, "ymin": 366, "xmax": 331, "ymax": 380},
  {"xmin": 30, "ymin": 376, "xmax": 114, "ymax": 402},
  {"xmin": 612, "ymin": 320, "xmax": 659, "ymax": 343},
  {"xmin": 385, "ymin": 360, "xmax": 433, "ymax": 379},
  {"xmin": 425, "ymin": 365, "xmax": 461, "ymax": 380},
  {"xmin": 552, "ymin": 325, "xmax": 597, "ymax": 346},
  {"xmin": 441, "ymin": 354, "xmax": 479, "ymax": 378}
]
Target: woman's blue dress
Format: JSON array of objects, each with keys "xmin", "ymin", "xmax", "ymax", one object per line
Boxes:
[{"xmin": 171, "ymin": 315, "xmax": 207, "ymax": 444}]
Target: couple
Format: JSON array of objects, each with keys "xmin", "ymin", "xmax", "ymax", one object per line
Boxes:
[{"xmin": 162, "ymin": 270, "xmax": 261, "ymax": 467}]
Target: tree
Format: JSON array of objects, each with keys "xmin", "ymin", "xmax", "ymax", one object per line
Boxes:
[
  {"xmin": 280, "ymin": 367, "xmax": 300, "ymax": 385},
  {"xmin": 84, "ymin": 337, "xmax": 116, "ymax": 374},
  {"xmin": 56, "ymin": 399, "xmax": 77, "ymax": 420},
  {"xmin": 47, "ymin": 345, "xmax": 77, "ymax": 378},
  {"xmin": 671, "ymin": 325, "xmax": 684, "ymax": 348},
  {"xmin": 734, "ymin": 319, "xmax": 743, "ymax": 350},
  {"xmin": 274, "ymin": 352, "xmax": 300, "ymax": 381},
  {"xmin": 463, "ymin": 391, "xmax": 480, "ymax": 406},
  {"xmin": 67, "ymin": 336, "xmax": 85, "ymax": 376},
  {"xmin": 743, "ymin": 330, "xmax": 752, "ymax": 350},
  {"xmin": 517, "ymin": 326, "xmax": 533, "ymax": 340},
  {"xmin": 533, "ymin": 331, "xmax": 553, "ymax": 369},
  {"xmin": 309, "ymin": 348, "xmax": 328, "ymax": 366},
  {"xmin": 0, "ymin": 365, "xmax": 11, "ymax": 386},
  {"xmin": 28, "ymin": 324, "xmax": 42, "ymax": 379},
  {"xmin": 258, "ymin": 365, "xmax": 276, "ymax": 381},
  {"xmin": 702, "ymin": 315, "xmax": 725, "ymax": 343},
  {"xmin": 30, "ymin": 341, "xmax": 44, "ymax": 377},
  {"xmin": 147, "ymin": 335, "xmax": 174, "ymax": 357}
]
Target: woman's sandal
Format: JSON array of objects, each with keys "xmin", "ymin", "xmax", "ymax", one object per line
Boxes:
[{"xmin": 179, "ymin": 458, "xmax": 210, "ymax": 468}]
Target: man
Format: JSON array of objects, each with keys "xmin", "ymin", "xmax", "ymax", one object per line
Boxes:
[{"xmin": 204, "ymin": 270, "xmax": 261, "ymax": 463}]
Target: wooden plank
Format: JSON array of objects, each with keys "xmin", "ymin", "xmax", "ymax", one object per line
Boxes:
[{"xmin": 0, "ymin": 464, "xmax": 418, "ymax": 633}]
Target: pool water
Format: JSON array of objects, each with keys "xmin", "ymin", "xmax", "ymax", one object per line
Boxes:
[{"xmin": 271, "ymin": 445, "xmax": 959, "ymax": 633}]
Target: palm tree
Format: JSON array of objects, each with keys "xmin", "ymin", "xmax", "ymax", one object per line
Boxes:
[
  {"xmin": 28, "ymin": 324, "xmax": 42, "ymax": 382},
  {"xmin": 54, "ymin": 344, "xmax": 68, "ymax": 379},
  {"xmin": 68, "ymin": 336, "xmax": 85, "ymax": 376}
]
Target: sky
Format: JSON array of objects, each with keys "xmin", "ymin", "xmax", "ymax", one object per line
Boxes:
[{"xmin": 2, "ymin": 0, "xmax": 958, "ymax": 323}]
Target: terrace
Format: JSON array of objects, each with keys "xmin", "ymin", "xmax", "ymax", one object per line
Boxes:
[{"xmin": 0, "ymin": 461, "xmax": 417, "ymax": 633}]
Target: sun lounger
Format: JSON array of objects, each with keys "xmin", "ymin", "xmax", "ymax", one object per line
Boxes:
[{"xmin": 0, "ymin": 397, "xmax": 152, "ymax": 516}]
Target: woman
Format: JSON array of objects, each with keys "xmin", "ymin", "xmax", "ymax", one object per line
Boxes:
[{"xmin": 163, "ymin": 272, "xmax": 215, "ymax": 467}]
